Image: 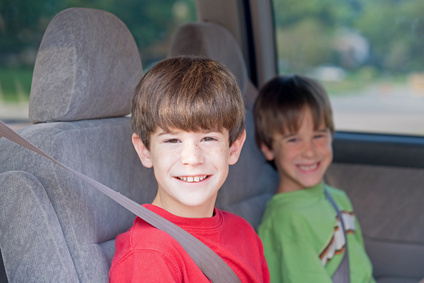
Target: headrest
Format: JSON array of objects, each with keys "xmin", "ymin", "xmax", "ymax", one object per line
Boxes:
[
  {"xmin": 168, "ymin": 22, "xmax": 248, "ymax": 95},
  {"xmin": 29, "ymin": 8, "xmax": 142, "ymax": 123}
]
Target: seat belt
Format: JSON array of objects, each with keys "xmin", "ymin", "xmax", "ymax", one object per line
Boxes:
[
  {"xmin": 324, "ymin": 185, "xmax": 350, "ymax": 283},
  {"xmin": 0, "ymin": 120, "xmax": 241, "ymax": 283}
]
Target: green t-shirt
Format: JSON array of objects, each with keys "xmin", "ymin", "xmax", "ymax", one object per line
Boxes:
[{"xmin": 258, "ymin": 182, "xmax": 375, "ymax": 283}]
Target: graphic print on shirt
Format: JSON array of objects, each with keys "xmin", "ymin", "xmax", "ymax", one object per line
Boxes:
[{"xmin": 319, "ymin": 211, "xmax": 355, "ymax": 266}]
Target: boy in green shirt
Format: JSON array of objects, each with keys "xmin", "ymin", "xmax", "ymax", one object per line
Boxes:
[{"xmin": 254, "ymin": 74, "xmax": 375, "ymax": 282}]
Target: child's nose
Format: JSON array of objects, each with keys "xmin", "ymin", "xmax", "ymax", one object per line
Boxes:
[
  {"xmin": 302, "ymin": 141, "xmax": 317, "ymax": 157},
  {"xmin": 181, "ymin": 142, "xmax": 204, "ymax": 165}
]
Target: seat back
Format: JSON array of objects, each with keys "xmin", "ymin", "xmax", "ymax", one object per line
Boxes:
[
  {"xmin": 326, "ymin": 164, "xmax": 424, "ymax": 283},
  {"xmin": 0, "ymin": 253, "xmax": 5, "ymax": 283},
  {"xmin": 0, "ymin": 8, "xmax": 157, "ymax": 282},
  {"xmin": 169, "ymin": 22, "xmax": 278, "ymax": 229}
]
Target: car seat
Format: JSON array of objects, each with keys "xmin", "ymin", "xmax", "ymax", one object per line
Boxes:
[
  {"xmin": 168, "ymin": 22, "xmax": 279, "ymax": 229},
  {"xmin": 0, "ymin": 8, "xmax": 157, "ymax": 282},
  {"xmin": 326, "ymin": 162, "xmax": 424, "ymax": 283}
]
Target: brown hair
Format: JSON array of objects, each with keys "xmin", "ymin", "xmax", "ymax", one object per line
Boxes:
[
  {"xmin": 131, "ymin": 56, "xmax": 245, "ymax": 149},
  {"xmin": 254, "ymin": 74, "xmax": 334, "ymax": 149}
]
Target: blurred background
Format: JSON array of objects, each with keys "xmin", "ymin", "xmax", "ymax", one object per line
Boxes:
[{"xmin": 1, "ymin": 0, "xmax": 423, "ymax": 135}]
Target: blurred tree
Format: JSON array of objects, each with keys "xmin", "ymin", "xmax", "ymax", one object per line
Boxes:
[
  {"xmin": 0, "ymin": 0, "xmax": 196, "ymax": 103},
  {"xmin": 109, "ymin": 0, "xmax": 196, "ymax": 66},
  {"xmin": 0, "ymin": 0, "xmax": 196, "ymax": 67},
  {"xmin": 277, "ymin": 18, "xmax": 332, "ymax": 73},
  {"xmin": 274, "ymin": 0, "xmax": 352, "ymax": 73},
  {"xmin": 354, "ymin": 0, "xmax": 424, "ymax": 73},
  {"xmin": 0, "ymin": 0, "xmax": 64, "ymax": 66},
  {"xmin": 274, "ymin": 0, "xmax": 424, "ymax": 74}
]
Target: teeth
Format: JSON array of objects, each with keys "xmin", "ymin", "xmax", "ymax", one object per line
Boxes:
[
  {"xmin": 178, "ymin": 175, "xmax": 207, "ymax": 182},
  {"xmin": 299, "ymin": 164, "xmax": 318, "ymax": 171}
]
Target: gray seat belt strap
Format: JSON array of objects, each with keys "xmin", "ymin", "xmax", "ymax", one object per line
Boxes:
[
  {"xmin": 0, "ymin": 121, "xmax": 241, "ymax": 283},
  {"xmin": 324, "ymin": 185, "xmax": 350, "ymax": 283}
]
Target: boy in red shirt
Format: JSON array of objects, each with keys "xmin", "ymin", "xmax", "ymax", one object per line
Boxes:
[{"xmin": 109, "ymin": 56, "xmax": 270, "ymax": 282}]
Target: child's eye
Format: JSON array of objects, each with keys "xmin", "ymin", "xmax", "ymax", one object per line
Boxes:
[
  {"xmin": 202, "ymin": 137, "xmax": 217, "ymax": 142},
  {"xmin": 314, "ymin": 131, "xmax": 329, "ymax": 139},
  {"xmin": 287, "ymin": 138, "xmax": 298, "ymax": 143},
  {"xmin": 165, "ymin": 139, "xmax": 180, "ymax": 143}
]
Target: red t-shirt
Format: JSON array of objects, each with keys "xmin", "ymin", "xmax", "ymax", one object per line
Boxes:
[{"xmin": 109, "ymin": 204, "xmax": 270, "ymax": 282}]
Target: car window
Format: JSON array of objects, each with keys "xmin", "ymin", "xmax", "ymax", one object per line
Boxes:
[
  {"xmin": 0, "ymin": 0, "xmax": 196, "ymax": 127},
  {"xmin": 272, "ymin": 0, "xmax": 424, "ymax": 136}
]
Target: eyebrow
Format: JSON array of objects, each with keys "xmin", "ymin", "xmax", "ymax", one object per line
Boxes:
[
  {"xmin": 280, "ymin": 128, "xmax": 329, "ymax": 139},
  {"xmin": 156, "ymin": 129, "xmax": 224, "ymax": 136},
  {"xmin": 154, "ymin": 129, "xmax": 174, "ymax": 136},
  {"xmin": 281, "ymin": 132, "xmax": 296, "ymax": 139},
  {"xmin": 156, "ymin": 131, "xmax": 176, "ymax": 138}
]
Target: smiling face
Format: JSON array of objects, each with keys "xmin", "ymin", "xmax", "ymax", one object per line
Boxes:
[
  {"xmin": 132, "ymin": 128, "xmax": 246, "ymax": 218},
  {"xmin": 260, "ymin": 107, "xmax": 333, "ymax": 193}
]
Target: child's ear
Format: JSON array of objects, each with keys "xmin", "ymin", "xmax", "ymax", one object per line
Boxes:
[
  {"xmin": 228, "ymin": 130, "xmax": 246, "ymax": 165},
  {"xmin": 132, "ymin": 133, "xmax": 153, "ymax": 168},
  {"xmin": 260, "ymin": 143, "xmax": 275, "ymax": 161}
]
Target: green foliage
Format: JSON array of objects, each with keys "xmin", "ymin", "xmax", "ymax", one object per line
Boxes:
[
  {"xmin": 0, "ymin": 0, "xmax": 196, "ymax": 101},
  {"xmin": 2, "ymin": 0, "xmax": 424, "ymax": 100},
  {"xmin": 353, "ymin": 0, "xmax": 424, "ymax": 72},
  {"xmin": 0, "ymin": 0, "xmax": 196, "ymax": 67},
  {"xmin": 0, "ymin": 0, "xmax": 63, "ymax": 56},
  {"xmin": 0, "ymin": 67, "xmax": 32, "ymax": 102},
  {"xmin": 274, "ymin": 0, "xmax": 424, "ymax": 76},
  {"xmin": 277, "ymin": 18, "xmax": 332, "ymax": 72}
]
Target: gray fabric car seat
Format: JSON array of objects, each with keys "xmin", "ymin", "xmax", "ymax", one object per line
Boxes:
[
  {"xmin": 326, "ymin": 164, "xmax": 424, "ymax": 283},
  {"xmin": 0, "ymin": 252, "xmax": 5, "ymax": 283},
  {"xmin": 0, "ymin": 8, "xmax": 157, "ymax": 282},
  {"xmin": 168, "ymin": 22, "xmax": 279, "ymax": 229}
]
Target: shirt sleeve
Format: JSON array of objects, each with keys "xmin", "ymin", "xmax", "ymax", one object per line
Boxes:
[{"xmin": 109, "ymin": 249, "xmax": 182, "ymax": 283}]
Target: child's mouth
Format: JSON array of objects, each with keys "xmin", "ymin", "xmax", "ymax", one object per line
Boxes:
[
  {"xmin": 298, "ymin": 163, "xmax": 319, "ymax": 171},
  {"xmin": 177, "ymin": 175, "xmax": 208, "ymax": 183}
]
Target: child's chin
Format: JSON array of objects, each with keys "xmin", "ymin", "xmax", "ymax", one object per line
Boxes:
[{"xmin": 301, "ymin": 179, "xmax": 322, "ymax": 188}]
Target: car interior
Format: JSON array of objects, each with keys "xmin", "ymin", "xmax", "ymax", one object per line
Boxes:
[{"xmin": 1, "ymin": 1, "xmax": 424, "ymax": 283}]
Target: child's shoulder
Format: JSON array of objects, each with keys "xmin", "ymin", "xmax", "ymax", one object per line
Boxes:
[
  {"xmin": 119, "ymin": 215, "xmax": 181, "ymax": 251},
  {"xmin": 260, "ymin": 185, "xmax": 349, "ymax": 226},
  {"xmin": 325, "ymin": 184, "xmax": 354, "ymax": 210},
  {"xmin": 263, "ymin": 186, "xmax": 328, "ymax": 215},
  {"xmin": 325, "ymin": 184, "xmax": 348, "ymax": 197},
  {"xmin": 217, "ymin": 209, "xmax": 265, "ymax": 255},
  {"xmin": 218, "ymin": 208, "xmax": 257, "ymax": 231},
  {"xmin": 260, "ymin": 194, "xmax": 311, "ymax": 231}
]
